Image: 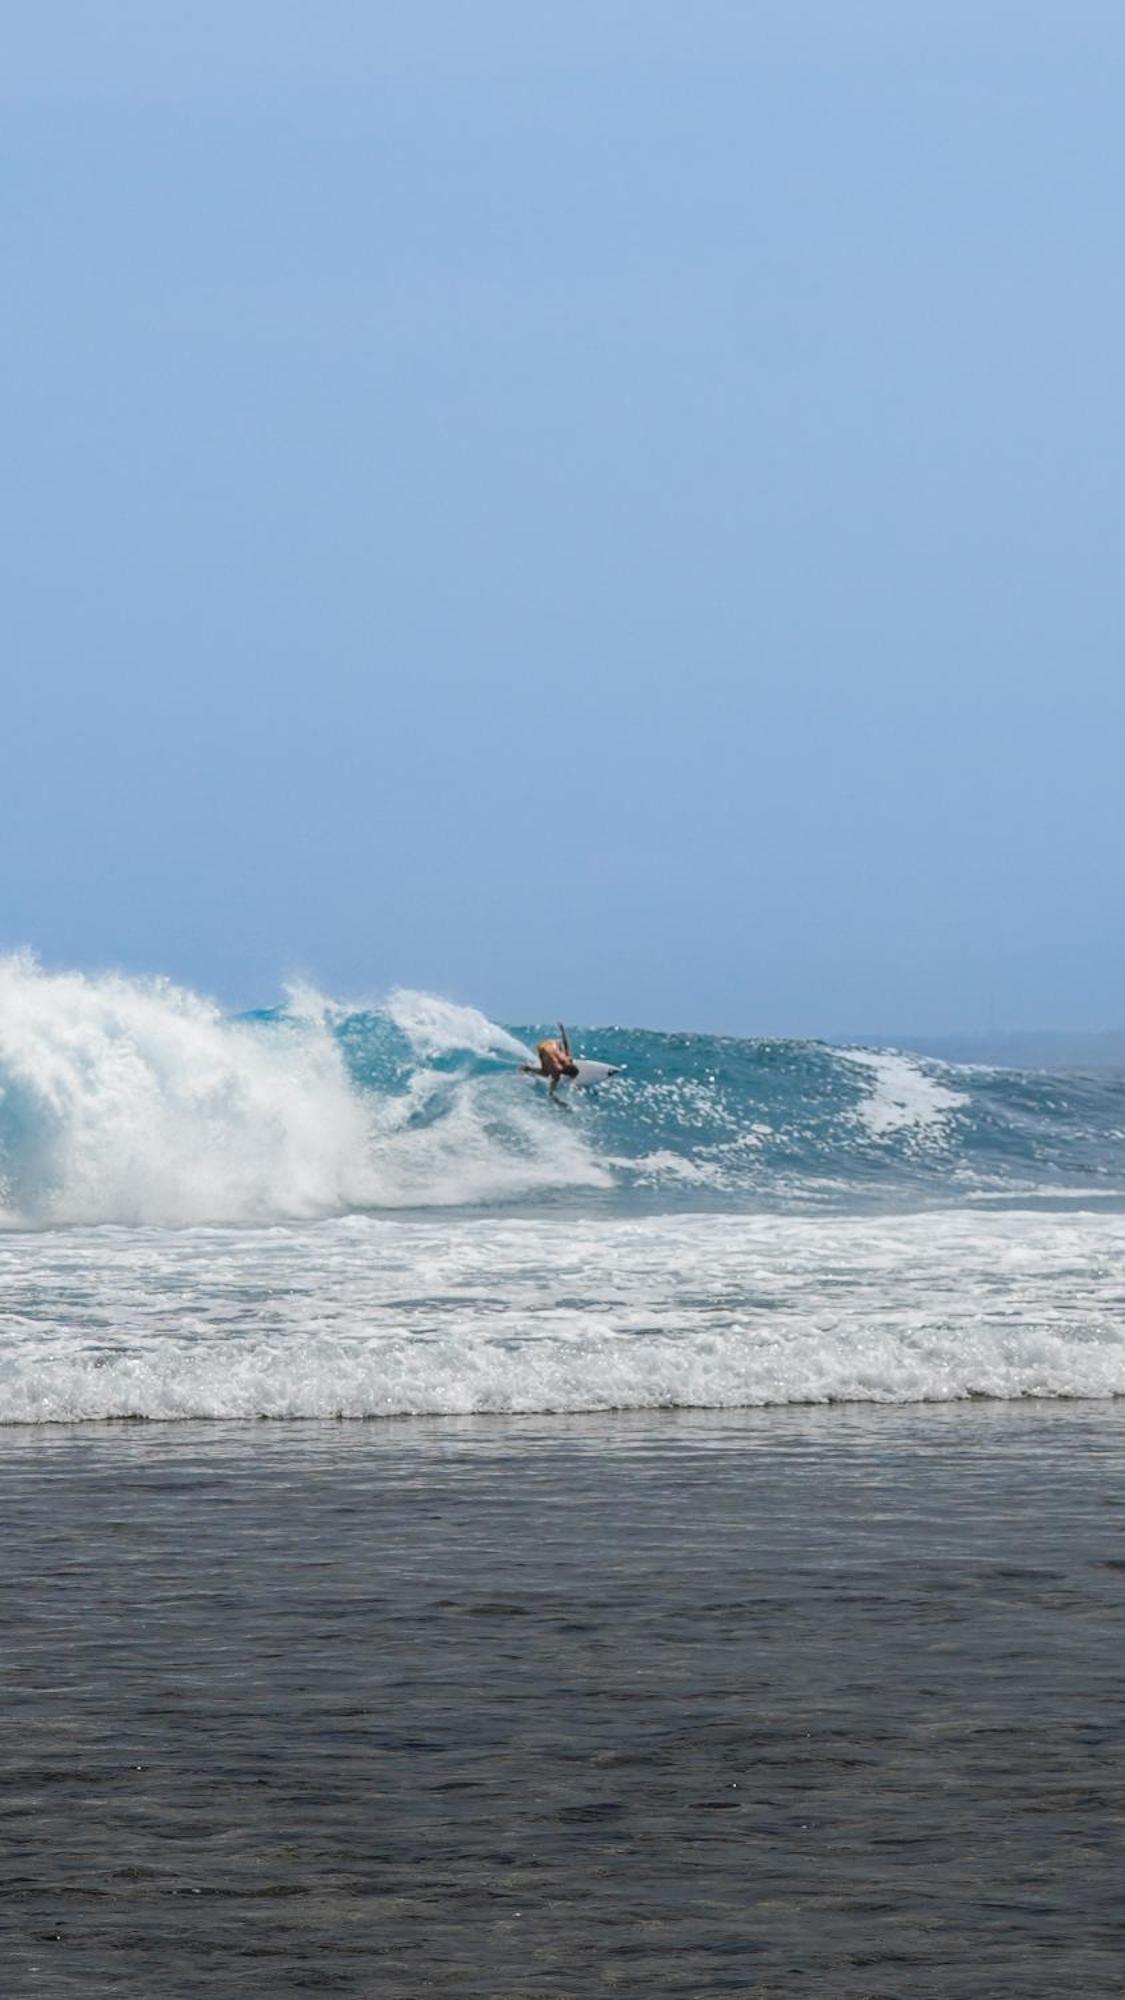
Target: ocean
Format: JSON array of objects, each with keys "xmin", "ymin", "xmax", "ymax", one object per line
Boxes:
[
  {"xmin": 3, "ymin": 955, "xmax": 1125, "ymax": 1420},
  {"xmin": 2, "ymin": 955, "xmax": 1123, "ymax": 1994}
]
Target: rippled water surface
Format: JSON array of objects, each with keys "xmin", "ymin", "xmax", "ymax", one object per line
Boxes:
[{"xmin": 4, "ymin": 1404, "xmax": 1124, "ymax": 1996}]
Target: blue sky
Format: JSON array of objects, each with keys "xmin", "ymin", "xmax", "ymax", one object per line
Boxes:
[{"xmin": 4, "ymin": 2, "xmax": 1123, "ymax": 1035}]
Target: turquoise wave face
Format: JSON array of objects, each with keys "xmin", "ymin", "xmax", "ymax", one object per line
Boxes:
[
  {"xmin": 322, "ymin": 1008, "xmax": 1125, "ymax": 1212},
  {"xmin": 2, "ymin": 956, "xmax": 1124, "ymax": 1229}
]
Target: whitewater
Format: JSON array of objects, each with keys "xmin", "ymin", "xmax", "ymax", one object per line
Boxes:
[{"xmin": 2, "ymin": 952, "xmax": 1125, "ymax": 1422}]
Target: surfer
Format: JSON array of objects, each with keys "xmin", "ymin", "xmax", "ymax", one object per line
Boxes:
[{"xmin": 522, "ymin": 1025, "xmax": 580, "ymax": 1095}]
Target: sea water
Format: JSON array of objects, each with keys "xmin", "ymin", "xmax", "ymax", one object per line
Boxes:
[
  {"xmin": 4, "ymin": 1408, "xmax": 1124, "ymax": 1996},
  {"xmin": 2, "ymin": 955, "xmax": 1124, "ymax": 1994},
  {"xmin": 2, "ymin": 952, "xmax": 1125, "ymax": 1421}
]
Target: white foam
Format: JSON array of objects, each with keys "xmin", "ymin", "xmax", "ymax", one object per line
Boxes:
[
  {"xmin": 843, "ymin": 1048, "xmax": 966, "ymax": 1143},
  {"xmin": 624, "ymin": 1149, "xmax": 729, "ymax": 1188},
  {"xmin": 1, "ymin": 1207, "xmax": 1123, "ymax": 1423},
  {"xmin": 0, "ymin": 956, "xmax": 597, "ymax": 1227},
  {"xmin": 385, "ymin": 988, "xmax": 530, "ymax": 1064}
]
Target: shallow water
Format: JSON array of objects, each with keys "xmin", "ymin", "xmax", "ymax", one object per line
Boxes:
[{"xmin": 4, "ymin": 1403, "xmax": 1124, "ymax": 1996}]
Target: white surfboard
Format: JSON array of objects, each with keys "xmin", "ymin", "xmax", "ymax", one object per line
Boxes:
[
  {"xmin": 523, "ymin": 1058, "xmax": 622, "ymax": 1088},
  {"xmin": 523, "ymin": 1025, "xmax": 621, "ymax": 1092},
  {"xmin": 567, "ymin": 1059, "xmax": 621, "ymax": 1086}
]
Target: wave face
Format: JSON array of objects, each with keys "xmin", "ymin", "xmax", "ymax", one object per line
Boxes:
[{"xmin": 2, "ymin": 954, "xmax": 1125, "ymax": 1230}]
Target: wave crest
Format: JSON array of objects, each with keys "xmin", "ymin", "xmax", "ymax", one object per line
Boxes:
[{"xmin": 0, "ymin": 957, "xmax": 602, "ymax": 1227}]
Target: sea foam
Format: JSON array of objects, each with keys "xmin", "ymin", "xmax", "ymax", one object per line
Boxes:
[
  {"xmin": 1, "ymin": 1209, "xmax": 1123, "ymax": 1423},
  {"xmin": 0, "ymin": 956, "xmax": 600, "ymax": 1227}
]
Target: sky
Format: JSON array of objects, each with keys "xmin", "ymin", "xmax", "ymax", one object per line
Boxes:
[{"xmin": 3, "ymin": 1, "xmax": 1123, "ymax": 1036}]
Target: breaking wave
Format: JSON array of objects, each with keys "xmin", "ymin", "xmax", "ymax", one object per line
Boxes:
[
  {"xmin": 2, "ymin": 954, "xmax": 1125, "ymax": 1229},
  {"xmin": 3, "ymin": 955, "xmax": 1125, "ymax": 1422}
]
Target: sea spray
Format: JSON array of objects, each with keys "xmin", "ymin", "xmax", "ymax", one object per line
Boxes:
[{"xmin": 0, "ymin": 957, "xmax": 603, "ymax": 1227}]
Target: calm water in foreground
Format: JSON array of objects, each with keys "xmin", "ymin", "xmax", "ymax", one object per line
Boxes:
[{"xmin": 3, "ymin": 1403, "xmax": 1124, "ymax": 1997}]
